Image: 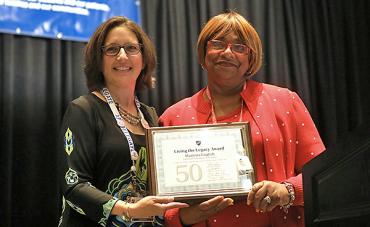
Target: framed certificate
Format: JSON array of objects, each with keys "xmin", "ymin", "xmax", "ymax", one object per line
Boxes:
[{"xmin": 146, "ymin": 122, "xmax": 255, "ymax": 201}]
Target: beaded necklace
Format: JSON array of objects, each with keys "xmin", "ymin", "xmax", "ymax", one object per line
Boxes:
[
  {"xmin": 116, "ymin": 103, "xmax": 142, "ymax": 125},
  {"xmin": 101, "ymin": 87, "xmax": 149, "ymax": 191}
]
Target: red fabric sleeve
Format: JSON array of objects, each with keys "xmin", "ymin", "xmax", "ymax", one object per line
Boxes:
[
  {"xmin": 164, "ymin": 208, "xmax": 183, "ymax": 227},
  {"xmin": 286, "ymin": 174, "xmax": 304, "ymax": 206},
  {"xmin": 164, "ymin": 208, "xmax": 208, "ymax": 227}
]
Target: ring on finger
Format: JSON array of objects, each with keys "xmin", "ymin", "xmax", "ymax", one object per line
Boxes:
[{"xmin": 263, "ymin": 195, "xmax": 271, "ymax": 205}]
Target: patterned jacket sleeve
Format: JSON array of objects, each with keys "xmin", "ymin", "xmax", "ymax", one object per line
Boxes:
[
  {"xmin": 286, "ymin": 92, "xmax": 325, "ymax": 205},
  {"xmin": 59, "ymin": 96, "xmax": 117, "ymax": 226}
]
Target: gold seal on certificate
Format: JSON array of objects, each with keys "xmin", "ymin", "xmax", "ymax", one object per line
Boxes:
[{"xmin": 146, "ymin": 122, "xmax": 255, "ymax": 201}]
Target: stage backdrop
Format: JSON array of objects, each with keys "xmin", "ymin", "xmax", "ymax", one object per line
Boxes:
[{"xmin": 0, "ymin": 0, "xmax": 141, "ymax": 41}]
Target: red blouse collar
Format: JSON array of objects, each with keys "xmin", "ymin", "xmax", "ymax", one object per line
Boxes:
[{"xmin": 190, "ymin": 80, "xmax": 263, "ymax": 114}]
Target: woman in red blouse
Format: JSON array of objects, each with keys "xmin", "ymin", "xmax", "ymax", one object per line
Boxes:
[{"xmin": 159, "ymin": 11, "xmax": 325, "ymax": 227}]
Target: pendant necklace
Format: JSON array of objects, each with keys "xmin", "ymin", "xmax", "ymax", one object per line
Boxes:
[{"xmin": 205, "ymin": 82, "xmax": 246, "ymax": 124}]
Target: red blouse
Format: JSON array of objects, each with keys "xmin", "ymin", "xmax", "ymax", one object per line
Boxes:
[{"xmin": 159, "ymin": 80, "xmax": 325, "ymax": 227}]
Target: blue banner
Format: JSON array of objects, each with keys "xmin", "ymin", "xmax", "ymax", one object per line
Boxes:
[{"xmin": 0, "ymin": 0, "xmax": 141, "ymax": 42}]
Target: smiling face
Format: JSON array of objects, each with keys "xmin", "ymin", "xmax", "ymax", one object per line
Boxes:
[
  {"xmin": 102, "ymin": 25, "xmax": 143, "ymax": 89},
  {"xmin": 204, "ymin": 31, "xmax": 250, "ymax": 88}
]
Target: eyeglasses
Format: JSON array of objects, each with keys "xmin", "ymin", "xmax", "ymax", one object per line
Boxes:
[
  {"xmin": 102, "ymin": 43, "xmax": 142, "ymax": 56},
  {"xmin": 207, "ymin": 40, "xmax": 249, "ymax": 54}
]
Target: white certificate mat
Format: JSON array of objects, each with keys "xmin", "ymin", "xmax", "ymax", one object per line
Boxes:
[{"xmin": 146, "ymin": 122, "xmax": 255, "ymax": 200}]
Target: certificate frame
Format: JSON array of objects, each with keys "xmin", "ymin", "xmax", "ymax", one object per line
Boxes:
[{"xmin": 146, "ymin": 122, "xmax": 256, "ymax": 201}]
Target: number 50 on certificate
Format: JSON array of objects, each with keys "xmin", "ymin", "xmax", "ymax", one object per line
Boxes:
[{"xmin": 146, "ymin": 122, "xmax": 256, "ymax": 201}]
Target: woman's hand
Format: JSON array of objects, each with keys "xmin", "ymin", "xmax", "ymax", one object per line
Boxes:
[
  {"xmin": 180, "ymin": 196, "xmax": 234, "ymax": 225},
  {"xmin": 247, "ymin": 180, "xmax": 290, "ymax": 213},
  {"xmin": 129, "ymin": 196, "xmax": 189, "ymax": 218}
]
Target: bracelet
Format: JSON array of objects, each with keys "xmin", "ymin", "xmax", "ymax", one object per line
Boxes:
[
  {"xmin": 281, "ymin": 182, "xmax": 295, "ymax": 213},
  {"xmin": 121, "ymin": 202, "xmax": 132, "ymax": 222}
]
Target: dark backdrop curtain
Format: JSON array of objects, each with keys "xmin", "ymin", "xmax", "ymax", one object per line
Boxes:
[
  {"xmin": 140, "ymin": 0, "xmax": 370, "ymax": 145},
  {"xmin": 0, "ymin": 0, "xmax": 369, "ymax": 226},
  {"xmin": 0, "ymin": 35, "xmax": 87, "ymax": 226},
  {"xmin": 302, "ymin": 0, "xmax": 370, "ymax": 145}
]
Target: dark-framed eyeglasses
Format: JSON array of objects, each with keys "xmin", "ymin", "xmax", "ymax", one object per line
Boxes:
[
  {"xmin": 207, "ymin": 40, "xmax": 249, "ymax": 55},
  {"xmin": 102, "ymin": 43, "xmax": 142, "ymax": 56}
]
